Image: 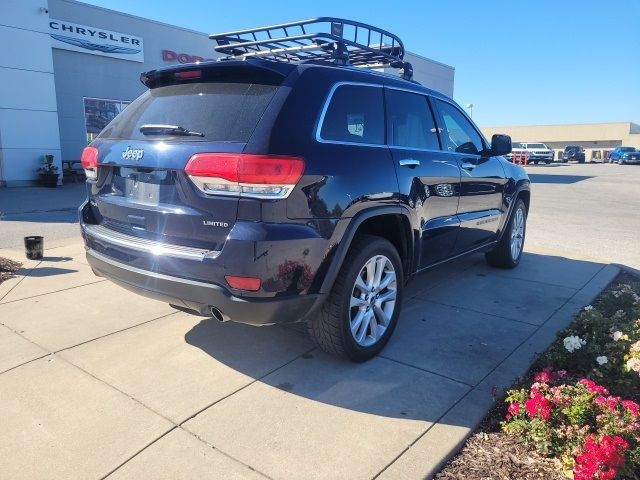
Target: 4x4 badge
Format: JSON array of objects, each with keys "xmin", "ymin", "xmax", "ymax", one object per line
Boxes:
[{"xmin": 122, "ymin": 146, "xmax": 144, "ymax": 161}]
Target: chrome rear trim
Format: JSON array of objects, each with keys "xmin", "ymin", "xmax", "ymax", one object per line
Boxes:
[{"xmin": 84, "ymin": 224, "xmax": 220, "ymax": 261}]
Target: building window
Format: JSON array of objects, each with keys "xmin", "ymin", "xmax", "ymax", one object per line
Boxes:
[{"xmin": 83, "ymin": 97, "xmax": 130, "ymax": 144}]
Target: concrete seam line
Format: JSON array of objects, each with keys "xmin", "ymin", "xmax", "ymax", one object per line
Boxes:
[
  {"xmin": 0, "ymin": 278, "xmax": 107, "ymax": 305},
  {"xmin": 0, "ymin": 260, "xmax": 42, "ymax": 302},
  {"xmin": 419, "ymin": 298, "xmax": 544, "ymax": 327},
  {"xmin": 0, "ymin": 311, "xmax": 178, "ymax": 376},
  {"xmin": 177, "ymin": 346, "xmax": 319, "ymax": 427},
  {"xmin": 63, "ymin": 344, "xmax": 315, "ymax": 479},
  {"xmin": 65, "ymin": 356, "xmax": 274, "ymax": 480},
  {"xmin": 371, "ymin": 386, "xmax": 477, "ymax": 480},
  {"xmin": 98, "ymin": 426, "xmax": 178, "ymax": 480},
  {"xmin": 0, "ymin": 352, "xmax": 51, "ymax": 376},
  {"xmin": 53, "ymin": 311, "xmax": 180, "ymax": 354},
  {"xmin": 377, "ymin": 355, "xmax": 474, "ymax": 388}
]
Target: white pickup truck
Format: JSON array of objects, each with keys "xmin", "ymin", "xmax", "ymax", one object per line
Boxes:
[{"xmin": 506, "ymin": 142, "xmax": 554, "ymax": 164}]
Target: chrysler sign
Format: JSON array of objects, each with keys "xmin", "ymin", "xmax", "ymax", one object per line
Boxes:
[{"xmin": 49, "ymin": 20, "xmax": 144, "ymax": 63}]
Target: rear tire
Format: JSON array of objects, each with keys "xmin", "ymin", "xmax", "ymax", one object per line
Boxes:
[
  {"xmin": 307, "ymin": 234, "xmax": 403, "ymax": 362},
  {"xmin": 485, "ymin": 199, "xmax": 527, "ymax": 269}
]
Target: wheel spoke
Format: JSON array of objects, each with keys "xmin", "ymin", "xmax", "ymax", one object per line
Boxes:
[
  {"xmin": 377, "ymin": 270, "xmax": 395, "ymax": 292},
  {"xmin": 355, "ymin": 311, "xmax": 371, "ymax": 344},
  {"xmin": 376, "ymin": 288, "xmax": 396, "ymax": 304},
  {"xmin": 351, "ymin": 310, "xmax": 365, "ymax": 336},
  {"xmin": 354, "ymin": 274, "xmax": 368, "ymax": 294},
  {"xmin": 369, "ymin": 311, "xmax": 379, "ymax": 340},
  {"xmin": 372, "ymin": 257, "xmax": 385, "ymax": 288},
  {"xmin": 350, "ymin": 296, "xmax": 367, "ymax": 308},
  {"xmin": 373, "ymin": 305, "xmax": 390, "ymax": 327},
  {"xmin": 365, "ymin": 259, "xmax": 375, "ymax": 289}
]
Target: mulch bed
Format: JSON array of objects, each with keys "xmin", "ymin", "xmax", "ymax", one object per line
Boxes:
[
  {"xmin": 0, "ymin": 257, "xmax": 22, "ymax": 284},
  {"xmin": 435, "ymin": 431, "xmax": 564, "ymax": 479}
]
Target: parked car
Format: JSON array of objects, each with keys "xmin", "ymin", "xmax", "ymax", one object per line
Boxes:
[
  {"xmin": 609, "ymin": 147, "xmax": 636, "ymax": 164},
  {"xmin": 506, "ymin": 142, "xmax": 553, "ymax": 164},
  {"xmin": 561, "ymin": 145, "xmax": 586, "ymax": 163},
  {"xmin": 78, "ymin": 18, "xmax": 530, "ymax": 361}
]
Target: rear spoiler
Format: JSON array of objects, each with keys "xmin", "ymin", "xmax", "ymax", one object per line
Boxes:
[{"xmin": 140, "ymin": 59, "xmax": 295, "ymax": 88}]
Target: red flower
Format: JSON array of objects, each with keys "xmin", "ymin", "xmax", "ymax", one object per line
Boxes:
[
  {"xmin": 525, "ymin": 393, "xmax": 552, "ymax": 421},
  {"xmin": 507, "ymin": 402, "xmax": 521, "ymax": 416},
  {"xmin": 574, "ymin": 435, "xmax": 629, "ymax": 480},
  {"xmin": 579, "ymin": 379, "xmax": 609, "ymax": 395},
  {"xmin": 621, "ymin": 400, "xmax": 639, "ymax": 416}
]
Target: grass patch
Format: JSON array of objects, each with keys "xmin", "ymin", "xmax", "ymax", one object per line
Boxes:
[{"xmin": 436, "ymin": 272, "xmax": 640, "ymax": 480}]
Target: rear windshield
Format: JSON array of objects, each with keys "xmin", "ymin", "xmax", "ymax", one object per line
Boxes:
[{"xmin": 98, "ymin": 81, "xmax": 279, "ymax": 142}]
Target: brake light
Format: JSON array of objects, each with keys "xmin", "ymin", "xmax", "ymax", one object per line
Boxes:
[
  {"xmin": 225, "ymin": 275, "xmax": 261, "ymax": 291},
  {"xmin": 184, "ymin": 153, "xmax": 305, "ymax": 199},
  {"xmin": 81, "ymin": 147, "xmax": 99, "ymax": 180},
  {"xmin": 175, "ymin": 70, "xmax": 201, "ymax": 80}
]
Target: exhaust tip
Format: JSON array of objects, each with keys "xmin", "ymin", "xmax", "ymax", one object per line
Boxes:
[{"xmin": 209, "ymin": 306, "xmax": 229, "ymax": 322}]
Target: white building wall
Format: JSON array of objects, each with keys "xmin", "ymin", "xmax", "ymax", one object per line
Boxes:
[{"xmin": 0, "ymin": 0, "xmax": 62, "ymax": 186}]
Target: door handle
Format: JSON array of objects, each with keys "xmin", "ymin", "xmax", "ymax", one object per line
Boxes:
[
  {"xmin": 460, "ymin": 162, "xmax": 476, "ymax": 171},
  {"xmin": 399, "ymin": 158, "xmax": 420, "ymax": 168}
]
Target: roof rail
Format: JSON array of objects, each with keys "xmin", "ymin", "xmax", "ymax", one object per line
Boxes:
[{"xmin": 209, "ymin": 17, "xmax": 414, "ymax": 81}]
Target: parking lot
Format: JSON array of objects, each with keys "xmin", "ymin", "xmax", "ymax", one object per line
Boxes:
[{"xmin": 0, "ymin": 162, "xmax": 637, "ymax": 479}]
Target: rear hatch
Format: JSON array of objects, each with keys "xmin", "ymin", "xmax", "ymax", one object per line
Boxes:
[{"xmin": 85, "ymin": 65, "xmax": 284, "ymax": 251}]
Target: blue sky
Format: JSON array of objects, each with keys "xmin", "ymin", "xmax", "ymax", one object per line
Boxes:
[{"xmin": 82, "ymin": 0, "xmax": 640, "ymax": 127}]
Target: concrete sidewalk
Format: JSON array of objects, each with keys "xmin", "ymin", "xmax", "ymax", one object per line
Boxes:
[{"xmin": 0, "ymin": 238, "xmax": 618, "ymax": 479}]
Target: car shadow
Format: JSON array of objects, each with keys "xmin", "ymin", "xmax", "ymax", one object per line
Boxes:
[{"xmin": 183, "ymin": 251, "xmax": 612, "ymax": 423}]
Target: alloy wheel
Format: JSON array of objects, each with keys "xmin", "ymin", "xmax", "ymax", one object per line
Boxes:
[
  {"xmin": 510, "ymin": 207, "xmax": 525, "ymax": 261},
  {"xmin": 349, "ymin": 255, "xmax": 397, "ymax": 347}
]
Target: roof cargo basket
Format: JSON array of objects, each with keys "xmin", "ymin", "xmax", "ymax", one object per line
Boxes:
[{"xmin": 209, "ymin": 17, "xmax": 414, "ymax": 81}]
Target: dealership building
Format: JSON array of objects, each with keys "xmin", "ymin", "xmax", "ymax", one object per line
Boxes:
[
  {"xmin": 482, "ymin": 122, "xmax": 640, "ymax": 162},
  {"xmin": 0, "ymin": 0, "xmax": 455, "ymax": 187}
]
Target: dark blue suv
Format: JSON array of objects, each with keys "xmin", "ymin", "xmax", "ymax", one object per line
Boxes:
[{"xmin": 79, "ymin": 18, "xmax": 530, "ymax": 361}]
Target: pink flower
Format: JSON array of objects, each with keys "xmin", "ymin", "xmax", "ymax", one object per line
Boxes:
[
  {"xmin": 534, "ymin": 367, "xmax": 553, "ymax": 383},
  {"xmin": 579, "ymin": 379, "xmax": 609, "ymax": 395},
  {"xmin": 621, "ymin": 400, "xmax": 639, "ymax": 416},
  {"xmin": 507, "ymin": 402, "xmax": 521, "ymax": 416}
]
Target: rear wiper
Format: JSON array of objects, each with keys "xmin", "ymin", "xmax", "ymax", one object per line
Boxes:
[{"xmin": 139, "ymin": 124, "xmax": 204, "ymax": 137}]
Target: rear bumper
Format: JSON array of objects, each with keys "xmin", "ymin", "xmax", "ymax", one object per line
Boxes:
[{"xmin": 86, "ymin": 248, "xmax": 323, "ymax": 325}]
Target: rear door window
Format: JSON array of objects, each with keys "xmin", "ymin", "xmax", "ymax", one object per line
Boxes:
[
  {"xmin": 319, "ymin": 84, "xmax": 384, "ymax": 145},
  {"xmin": 385, "ymin": 89, "xmax": 440, "ymax": 150},
  {"xmin": 434, "ymin": 100, "xmax": 485, "ymax": 155},
  {"xmin": 98, "ymin": 81, "xmax": 279, "ymax": 142}
]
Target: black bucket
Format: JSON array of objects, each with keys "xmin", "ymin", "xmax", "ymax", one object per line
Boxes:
[{"xmin": 24, "ymin": 236, "xmax": 44, "ymax": 260}]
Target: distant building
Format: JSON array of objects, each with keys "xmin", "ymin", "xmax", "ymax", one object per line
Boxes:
[
  {"xmin": 481, "ymin": 122, "xmax": 640, "ymax": 162},
  {"xmin": 0, "ymin": 0, "xmax": 455, "ymax": 186}
]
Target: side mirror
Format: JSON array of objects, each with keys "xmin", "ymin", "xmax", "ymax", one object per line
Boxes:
[{"xmin": 490, "ymin": 134, "xmax": 512, "ymax": 156}]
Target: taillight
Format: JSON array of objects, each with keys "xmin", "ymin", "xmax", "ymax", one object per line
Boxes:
[
  {"xmin": 184, "ymin": 153, "xmax": 305, "ymax": 199},
  {"xmin": 81, "ymin": 147, "xmax": 99, "ymax": 180}
]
